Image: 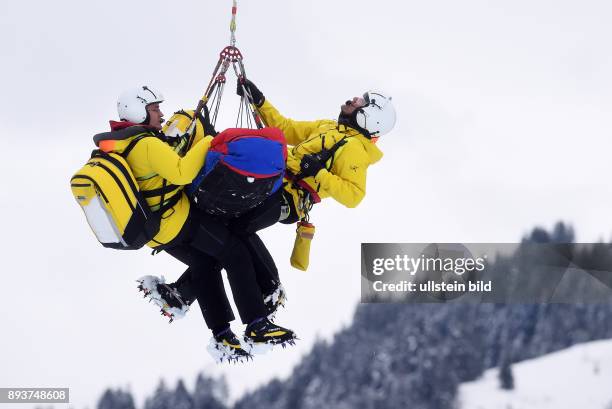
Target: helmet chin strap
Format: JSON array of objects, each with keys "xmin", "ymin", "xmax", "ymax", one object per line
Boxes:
[
  {"xmin": 337, "ymin": 111, "xmax": 352, "ymax": 127},
  {"xmin": 338, "ymin": 108, "xmax": 372, "ymax": 139},
  {"xmin": 140, "ymin": 114, "xmax": 164, "ymax": 128},
  {"xmin": 141, "ymin": 106, "xmax": 165, "ymax": 126}
]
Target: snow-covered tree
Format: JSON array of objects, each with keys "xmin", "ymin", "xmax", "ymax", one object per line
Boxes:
[
  {"xmin": 170, "ymin": 379, "xmax": 194, "ymax": 409},
  {"xmin": 193, "ymin": 373, "xmax": 227, "ymax": 409},
  {"xmin": 144, "ymin": 380, "xmax": 172, "ymax": 409},
  {"xmin": 97, "ymin": 388, "xmax": 135, "ymax": 409},
  {"xmin": 499, "ymin": 360, "xmax": 514, "ymax": 390}
]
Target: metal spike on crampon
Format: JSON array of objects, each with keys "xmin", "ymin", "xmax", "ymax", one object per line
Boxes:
[
  {"xmin": 137, "ymin": 283, "xmax": 151, "ymax": 297},
  {"xmin": 136, "ymin": 275, "xmax": 189, "ymax": 323},
  {"xmin": 160, "ymin": 309, "xmax": 175, "ymax": 324},
  {"xmin": 242, "ymin": 335, "xmax": 298, "ymax": 355},
  {"xmin": 207, "ymin": 337, "xmax": 253, "ymax": 364}
]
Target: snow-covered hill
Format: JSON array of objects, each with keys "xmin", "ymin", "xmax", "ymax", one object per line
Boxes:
[{"xmin": 459, "ymin": 339, "xmax": 612, "ymax": 409}]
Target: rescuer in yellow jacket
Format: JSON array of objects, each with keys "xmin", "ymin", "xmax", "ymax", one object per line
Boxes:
[
  {"xmin": 237, "ymin": 79, "xmax": 397, "ymax": 223},
  {"xmin": 94, "ymin": 113, "xmax": 211, "ymax": 248}
]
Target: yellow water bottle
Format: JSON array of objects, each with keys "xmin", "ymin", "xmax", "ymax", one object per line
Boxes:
[{"xmin": 290, "ymin": 221, "xmax": 315, "ymax": 271}]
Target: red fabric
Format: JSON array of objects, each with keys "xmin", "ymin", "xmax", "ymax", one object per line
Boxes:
[
  {"xmin": 109, "ymin": 120, "xmax": 138, "ymax": 131},
  {"xmin": 210, "ymin": 127, "xmax": 288, "ymax": 160},
  {"xmin": 219, "ymin": 160, "xmax": 283, "ymax": 179},
  {"xmin": 296, "ymin": 180, "xmax": 321, "ymax": 203},
  {"xmin": 109, "ymin": 120, "xmax": 157, "ymax": 131}
]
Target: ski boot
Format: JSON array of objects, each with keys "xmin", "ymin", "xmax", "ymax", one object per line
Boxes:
[
  {"xmin": 264, "ymin": 285, "xmax": 287, "ymax": 320},
  {"xmin": 136, "ymin": 275, "xmax": 189, "ymax": 323},
  {"xmin": 207, "ymin": 328, "xmax": 253, "ymax": 363},
  {"xmin": 243, "ymin": 318, "xmax": 297, "ymax": 355}
]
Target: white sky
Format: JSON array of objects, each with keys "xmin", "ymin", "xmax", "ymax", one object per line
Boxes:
[{"xmin": 1, "ymin": 0, "xmax": 612, "ymax": 408}]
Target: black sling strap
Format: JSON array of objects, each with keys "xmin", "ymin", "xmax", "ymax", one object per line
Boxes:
[
  {"xmin": 292, "ymin": 136, "xmax": 350, "ymax": 183},
  {"xmin": 121, "ymin": 134, "xmax": 150, "ymax": 159}
]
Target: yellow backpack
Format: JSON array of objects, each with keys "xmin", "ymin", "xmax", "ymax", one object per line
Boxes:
[{"xmin": 70, "ymin": 136, "xmax": 178, "ymax": 250}]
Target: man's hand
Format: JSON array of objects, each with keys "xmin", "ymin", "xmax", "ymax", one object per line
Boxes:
[
  {"xmin": 299, "ymin": 153, "xmax": 326, "ymax": 178},
  {"xmin": 236, "ymin": 78, "xmax": 265, "ymax": 107}
]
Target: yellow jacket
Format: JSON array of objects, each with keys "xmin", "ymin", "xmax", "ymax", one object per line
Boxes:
[
  {"xmin": 257, "ymin": 100, "xmax": 383, "ymax": 213},
  {"xmin": 97, "ymin": 124, "xmax": 211, "ymax": 248}
]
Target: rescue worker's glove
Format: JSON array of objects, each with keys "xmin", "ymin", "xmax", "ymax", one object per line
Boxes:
[
  {"xmin": 200, "ymin": 104, "xmax": 218, "ymax": 137},
  {"xmin": 299, "ymin": 153, "xmax": 327, "ymax": 178},
  {"xmin": 237, "ymin": 78, "xmax": 265, "ymax": 107}
]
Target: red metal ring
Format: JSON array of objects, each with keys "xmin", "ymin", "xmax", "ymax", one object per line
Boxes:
[{"xmin": 219, "ymin": 46, "xmax": 243, "ymax": 62}]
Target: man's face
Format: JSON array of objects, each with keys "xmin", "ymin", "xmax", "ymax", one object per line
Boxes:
[
  {"xmin": 340, "ymin": 96, "xmax": 366, "ymax": 116},
  {"xmin": 146, "ymin": 103, "xmax": 164, "ymax": 130}
]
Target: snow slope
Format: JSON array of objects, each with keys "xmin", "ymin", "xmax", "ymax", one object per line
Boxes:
[{"xmin": 458, "ymin": 339, "xmax": 612, "ymax": 409}]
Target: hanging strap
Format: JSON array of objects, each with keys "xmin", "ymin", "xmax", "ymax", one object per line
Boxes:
[
  {"xmin": 230, "ymin": 0, "xmax": 237, "ymax": 46},
  {"xmin": 186, "ymin": 0, "xmax": 266, "ymax": 147},
  {"xmin": 153, "ymin": 189, "xmax": 182, "ymax": 214}
]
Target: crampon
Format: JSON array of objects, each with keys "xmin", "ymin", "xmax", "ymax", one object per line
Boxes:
[
  {"xmin": 243, "ymin": 318, "xmax": 297, "ymax": 355},
  {"xmin": 264, "ymin": 285, "xmax": 287, "ymax": 320},
  {"xmin": 136, "ymin": 275, "xmax": 189, "ymax": 323},
  {"xmin": 207, "ymin": 329, "xmax": 253, "ymax": 364}
]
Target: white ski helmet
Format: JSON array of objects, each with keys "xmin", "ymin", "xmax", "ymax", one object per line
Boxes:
[
  {"xmin": 117, "ymin": 86, "xmax": 164, "ymax": 124},
  {"xmin": 354, "ymin": 90, "xmax": 396, "ymax": 137}
]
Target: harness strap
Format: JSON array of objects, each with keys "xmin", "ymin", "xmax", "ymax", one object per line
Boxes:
[
  {"xmin": 154, "ymin": 191, "xmax": 182, "ymax": 214},
  {"xmin": 141, "ymin": 184, "xmax": 181, "ymax": 198},
  {"xmin": 325, "ymin": 136, "xmax": 349, "ymax": 171},
  {"xmin": 230, "ymin": 0, "xmax": 238, "ymax": 46},
  {"xmin": 121, "ymin": 134, "xmax": 151, "ymax": 158},
  {"xmin": 285, "ymin": 170, "xmax": 321, "ymax": 204},
  {"xmin": 292, "ymin": 136, "xmax": 350, "ymax": 183}
]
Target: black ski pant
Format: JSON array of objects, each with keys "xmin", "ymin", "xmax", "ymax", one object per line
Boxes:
[
  {"xmin": 166, "ymin": 246, "xmax": 235, "ymax": 330},
  {"xmin": 165, "ymin": 209, "xmax": 269, "ymax": 327},
  {"xmin": 228, "ymin": 189, "xmax": 284, "ymax": 294},
  {"xmin": 169, "ymin": 190, "xmax": 284, "ymax": 330}
]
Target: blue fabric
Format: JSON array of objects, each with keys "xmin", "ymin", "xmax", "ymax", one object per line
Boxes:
[
  {"xmin": 222, "ymin": 138, "xmax": 284, "ymax": 176},
  {"xmin": 188, "ymin": 137, "xmax": 285, "ymax": 196}
]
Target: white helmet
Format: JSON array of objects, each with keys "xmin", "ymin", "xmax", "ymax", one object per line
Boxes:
[
  {"xmin": 117, "ymin": 86, "xmax": 164, "ymax": 123},
  {"xmin": 355, "ymin": 90, "xmax": 396, "ymax": 137}
]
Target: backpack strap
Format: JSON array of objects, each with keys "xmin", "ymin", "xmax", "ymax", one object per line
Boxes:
[
  {"xmin": 93, "ymin": 151, "xmax": 143, "ymax": 204},
  {"xmin": 121, "ymin": 135, "xmax": 181, "ymax": 200},
  {"xmin": 121, "ymin": 134, "xmax": 151, "ymax": 159},
  {"xmin": 95, "ymin": 139, "xmax": 182, "ymax": 213}
]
